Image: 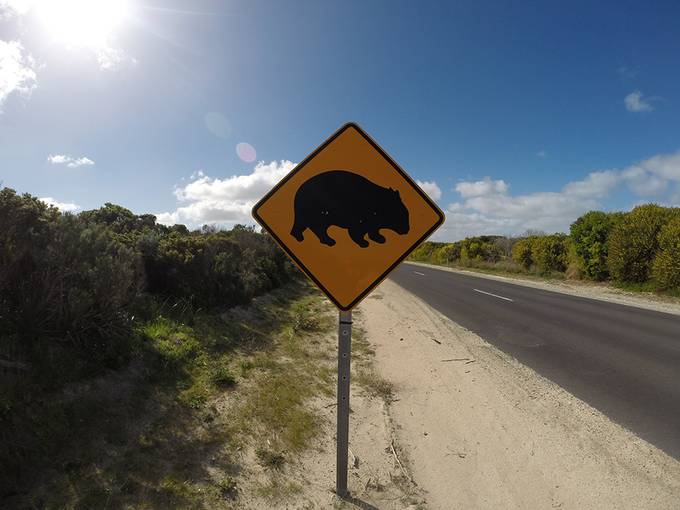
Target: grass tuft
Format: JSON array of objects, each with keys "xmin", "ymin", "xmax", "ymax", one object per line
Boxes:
[
  {"xmin": 256, "ymin": 447, "xmax": 286, "ymax": 470},
  {"xmin": 210, "ymin": 365, "xmax": 236, "ymax": 389},
  {"xmin": 355, "ymin": 370, "xmax": 394, "ymax": 401}
]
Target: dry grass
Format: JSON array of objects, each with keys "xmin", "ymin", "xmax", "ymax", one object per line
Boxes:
[{"xmin": 350, "ymin": 313, "xmax": 395, "ymax": 403}]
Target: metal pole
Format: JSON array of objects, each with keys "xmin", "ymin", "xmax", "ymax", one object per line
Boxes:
[{"xmin": 336, "ymin": 310, "xmax": 352, "ymax": 498}]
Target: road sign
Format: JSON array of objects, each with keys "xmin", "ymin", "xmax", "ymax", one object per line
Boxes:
[
  {"xmin": 252, "ymin": 122, "xmax": 445, "ymax": 311},
  {"xmin": 252, "ymin": 122, "xmax": 444, "ymax": 499}
]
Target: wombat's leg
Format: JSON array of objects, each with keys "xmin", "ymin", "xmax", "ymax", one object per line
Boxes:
[
  {"xmin": 290, "ymin": 221, "xmax": 305, "ymax": 242},
  {"xmin": 349, "ymin": 228, "xmax": 369, "ymax": 248},
  {"xmin": 310, "ymin": 224, "xmax": 336, "ymax": 246},
  {"xmin": 368, "ymin": 231, "xmax": 386, "ymax": 244}
]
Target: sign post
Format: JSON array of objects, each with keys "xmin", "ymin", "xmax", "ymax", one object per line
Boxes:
[
  {"xmin": 336, "ymin": 310, "xmax": 352, "ymax": 497},
  {"xmin": 252, "ymin": 122, "xmax": 444, "ymax": 498}
]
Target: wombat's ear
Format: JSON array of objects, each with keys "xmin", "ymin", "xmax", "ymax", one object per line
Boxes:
[{"xmin": 391, "ymin": 188, "xmax": 400, "ymax": 196}]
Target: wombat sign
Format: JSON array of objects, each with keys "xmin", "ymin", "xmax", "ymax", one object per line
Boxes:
[{"xmin": 290, "ymin": 170, "xmax": 410, "ymax": 248}]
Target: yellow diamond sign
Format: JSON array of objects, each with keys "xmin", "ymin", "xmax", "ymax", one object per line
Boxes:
[{"xmin": 252, "ymin": 122, "xmax": 444, "ymax": 310}]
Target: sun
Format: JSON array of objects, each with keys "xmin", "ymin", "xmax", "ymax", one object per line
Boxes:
[{"xmin": 37, "ymin": 0, "xmax": 130, "ymax": 49}]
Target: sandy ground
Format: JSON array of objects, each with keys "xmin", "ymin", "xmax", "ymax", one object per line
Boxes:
[
  {"xmin": 232, "ymin": 389, "xmax": 420, "ymax": 509},
  {"xmin": 406, "ymin": 261, "xmax": 680, "ymax": 316},
  {"xmin": 281, "ymin": 389, "xmax": 424, "ymax": 509},
  {"xmin": 236, "ymin": 300, "xmax": 423, "ymax": 509},
  {"xmin": 355, "ymin": 280, "xmax": 680, "ymax": 510}
]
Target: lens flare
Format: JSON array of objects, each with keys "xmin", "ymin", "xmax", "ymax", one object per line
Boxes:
[{"xmin": 236, "ymin": 142, "xmax": 257, "ymax": 163}]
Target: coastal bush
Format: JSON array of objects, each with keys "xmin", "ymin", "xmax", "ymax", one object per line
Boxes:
[
  {"xmin": 608, "ymin": 204, "xmax": 677, "ymax": 282},
  {"xmin": 531, "ymin": 234, "xmax": 569, "ymax": 274},
  {"xmin": 0, "ymin": 188, "xmax": 295, "ymax": 378},
  {"xmin": 652, "ymin": 217, "xmax": 680, "ymax": 289},
  {"xmin": 511, "ymin": 238, "xmax": 534, "ymax": 269},
  {"xmin": 570, "ymin": 211, "xmax": 623, "ymax": 280}
]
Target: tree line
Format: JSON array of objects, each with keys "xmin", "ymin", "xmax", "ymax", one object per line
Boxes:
[
  {"xmin": 0, "ymin": 188, "xmax": 295, "ymax": 379},
  {"xmin": 410, "ymin": 204, "xmax": 680, "ymax": 291},
  {"xmin": 3, "ymin": 190, "xmax": 679, "ymax": 382}
]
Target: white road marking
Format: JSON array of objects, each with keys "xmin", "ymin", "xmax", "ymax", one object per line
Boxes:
[
  {"xmin": 414, "ymin": 271, "xmax": 426, "ymax": 276},
  {"xmin": 473, "ymin": 288, "xmax": 514, "ymax": 302}
]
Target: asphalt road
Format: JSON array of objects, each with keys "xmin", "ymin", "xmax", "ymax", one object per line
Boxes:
[{"xmin": 389, "ymin": 262, "xmax": 680, "ymax": 459}]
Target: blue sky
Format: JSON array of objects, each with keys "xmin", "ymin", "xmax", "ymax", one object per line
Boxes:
[{"xmin": 1, "ymin": 0, "xmax": 679, "ymax": 240}]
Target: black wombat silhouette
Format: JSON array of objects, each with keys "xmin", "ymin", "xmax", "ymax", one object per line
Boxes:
[{"xmin": 290, "ymin": 170, "xmax": 410, "ymax": 248}]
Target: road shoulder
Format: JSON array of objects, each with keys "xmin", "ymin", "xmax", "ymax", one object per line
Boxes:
[{"xmin": 359, "ymin": 279, "xmax": 680, "ymax": 509}]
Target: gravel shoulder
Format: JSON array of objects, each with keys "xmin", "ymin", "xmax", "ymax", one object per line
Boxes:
[
  {"xmin": 405, "ymin": 261, "xmax": 680, "ymax": 316},
  {"xmin": 358, "ymin": 279, "xmax": 680, "ymax": 510}
]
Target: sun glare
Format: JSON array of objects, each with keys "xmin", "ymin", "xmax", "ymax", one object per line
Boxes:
[{"xmin": 37, "ymin": 0, "xmax": 130, "ymax": 49}]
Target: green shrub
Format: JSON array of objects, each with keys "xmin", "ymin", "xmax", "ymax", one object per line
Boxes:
[
  {"xmin": 570, "ymin": 211, "xmax": 623, "ymax": 280},
  {"xmin": 143, "ymin": 227, "xmax": 291, "ymax": 309},
  {"xmin": 532, "ymin": 234, "xmax": 569, "ymax": 274},
  {"xmin": 0, "ymin": 191, "xmax": 140, "ymax": 369},
  {"xmin": 79, "ymin": 202, "xmax": 156, "ymax": 234},
  {"xmin": 0, "ymin": 189, "xmax": 295, "ymax": 380},
  {"xmin": 409, "ymin": 241, "xmax": 444, "ymax": 262},
  {"xmin": 608, "ymin": 204, "xmax": 677, "ymax": 282},
  {"xmin": 652, "ymin": 217, "xmax": 680, "ymax": 289},
  {"xmin": 511, "ymin": 238, "xmax": 533, "ymax": 269},
  {"xmin": 458, "ymin": 236, "xmax": 503, "ymax": 266},
  {"xmin": 411, "ymin": 237, "xmax": 504, "ymax": 266},
  {"xmin": 433, "ymin": 243, "xmax": 460, "ymax": 264},
  {"xmin": 45, "ymin": 217, "xmax": 140, "ymax": 363},
  {"xmin": 0, "ymin": 189, "xmax": 59, "ymax": 337}
]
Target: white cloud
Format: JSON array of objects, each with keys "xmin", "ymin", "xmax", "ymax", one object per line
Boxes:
[
  {"xmin": 39, "ymin": 197, "xmax": 80, "ymax": 212},
  {"xmin": 47, "ymin": 154, "xmax": 68, "ymax": 164},
  {"xmin": 0, "ymin": 0, "xmax": 31, "ymax": 17},
  {"xmin": 416, "ymin": 180, "xmax": 442, "ymax": 201},
  {"xmin": 432, "ymin": 151, "xmax": 680, "ymax": 241},
  {"xmin": 629, "ymin": 151, "xmax": 680, "ymax": 181},
  {"xmin": 158, "ymin": 152, "xmax": 680, "ymax": 238},
  {"xmin": 157, "ymin": 160, "xmax": 296, "ymax": 226},
  {"xmin": 622, "ymin": 166, "xmax": 667, "ymax": 196},
  {"xmin": 436, "ymin": 186, "xmax": 602, "ymax": 241},
  {"xmin": 97, "ymin": 46, "xmax": 136, "ymax": 70},
  {"xmin": 0, "ymin": 39, "xmax": 37, "ymax": 110},
  {"xmin": 624, "ymin": 90, "xmax": 653, "ymax": 112},
  {"xmin": 70, "ymin": 157, "xmax": 95, "ymax": 167},
  {"xmin": 47, "ymin": 154, "xmax": 95, "ymax": 168},
  {"xmin": 620, "ymin": 151, "xmax": 680, "ymax": 196},
  {"xmin": 455, "ymin": 177, "xmax": 508, "ymax": 198},
  {"xmin": 536, "ymin": 150, "xmax": 547, "ymax": 158},
  {"xmin": 562, "ymin": 170, "xmax": 619, "ymax": 198}
]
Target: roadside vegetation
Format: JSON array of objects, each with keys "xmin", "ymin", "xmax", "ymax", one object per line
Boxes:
[
  {"xmin": 410, "ymin": 204, "xmax": 680, "ymax": 297},
  {"xmin": 0, "ymin": 187, "xmax": 344, "ymax": 508}
]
